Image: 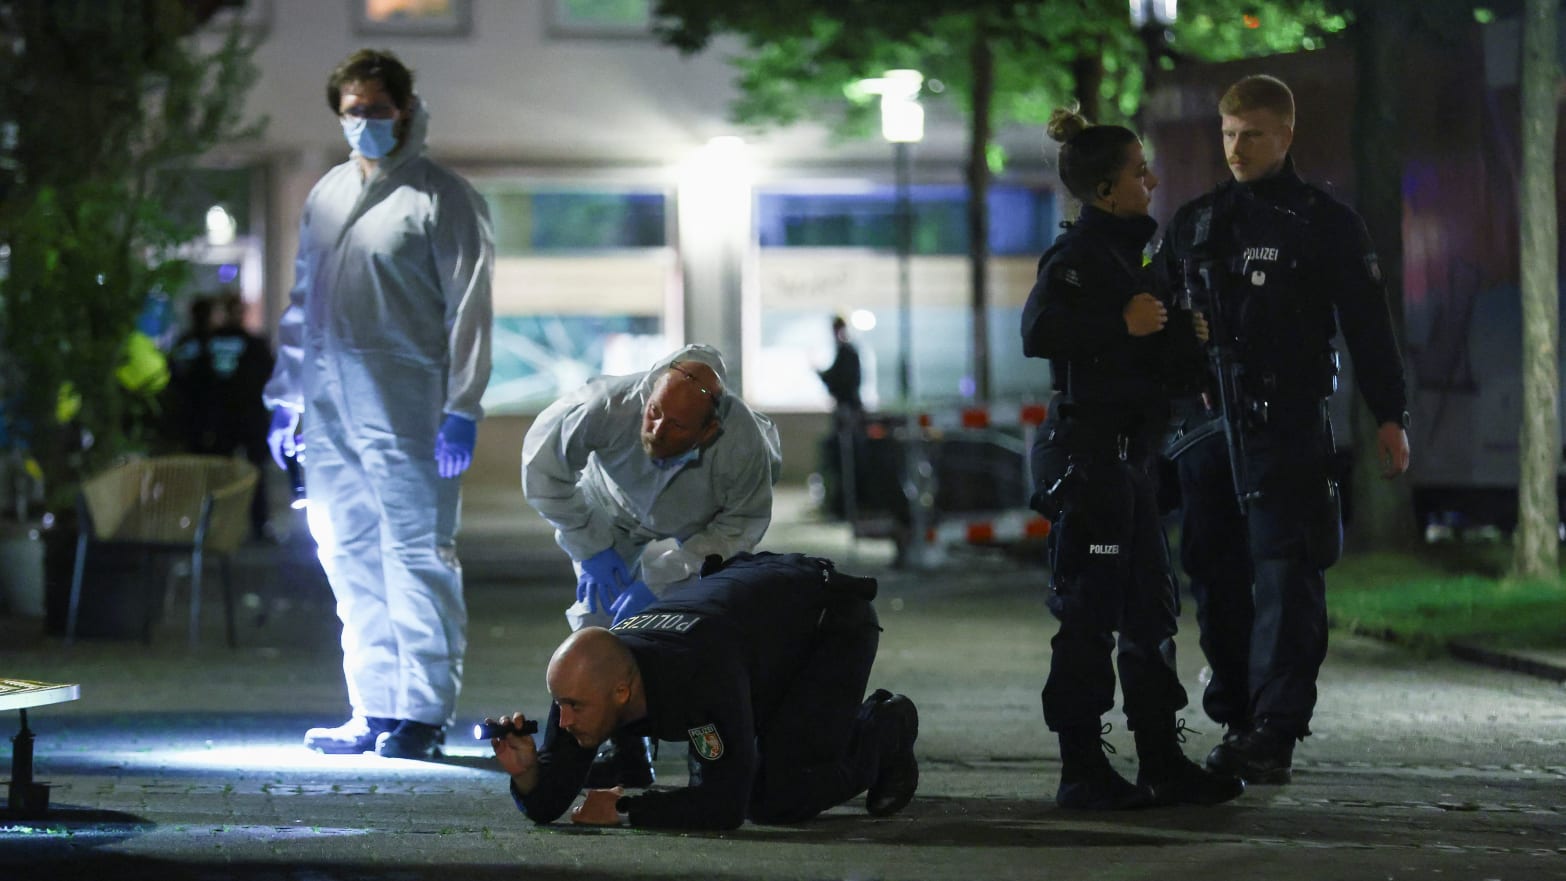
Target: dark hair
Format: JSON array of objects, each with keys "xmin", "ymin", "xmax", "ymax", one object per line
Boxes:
[
  {"xmin": 188, "ymin": 296, "xmax": 215, "ymax": 337},
  {"xmin": 326, "ymin": 49, "xmax": 414, "ymax": 115},
  {"xmin": 831, "ymin": 315, "xmax": 847, "ymax": 332},
  {"xmin": 1046, "ymin": 106, "xmax": 1140, "ymax": 204},
  {"xmin": 1220, "ymin": 74, "xmax": 1295, "ymax": 127}
]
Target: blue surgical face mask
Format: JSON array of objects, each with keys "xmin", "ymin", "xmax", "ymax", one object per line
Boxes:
[{"xmin": 340, "ymin": 116, "xmax": 399, "ymax": 159}]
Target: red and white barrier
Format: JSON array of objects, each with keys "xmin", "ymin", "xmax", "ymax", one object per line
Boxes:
[
  {"xmin": 927, "ymin": 510, "xmax": 1051, "ymax": 547},
  {"xmin": 893, "ymin": 401, "xmax": 1053, "ymax": 565}
]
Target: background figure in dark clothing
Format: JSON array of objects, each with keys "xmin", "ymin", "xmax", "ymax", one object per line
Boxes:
[
  {"xmin": 166, "ymin": 296, "xmax": 218, "ymax": 451},
  {"xmin": 487, "ymin": 552, "xmax": 919, "ymax": 830},
  {"xmin": 1154, "ymin": 75, "xmax": 1410, "ymax": 785},
  {"xmin": 213, "ymin": 293, "xmax": 276, "ymax": 539},
  {"xmin": 1021, "ymin": 107, "xmax": 1240, "ymax": 811},
  {"xmin": 818, "ymin": 315, "xmax": 862, "ymax": 417},
  {"xmin": 818, "ymin": 315, "xmax": 863, "ymax": 521},
  {"xmin": 167, "ymin": 292, "xmax": 275, "ymax": 539}
]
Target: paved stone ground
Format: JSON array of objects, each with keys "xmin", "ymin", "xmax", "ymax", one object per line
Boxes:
[{"xmin": 2, "ymin": 488, "xmax": 1564, "ymax": 880}]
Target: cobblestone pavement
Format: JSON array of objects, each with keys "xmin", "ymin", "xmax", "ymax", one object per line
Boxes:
[{"xmin": 2, "ymin": 489, "xmax": 1564, "ymax": 880}]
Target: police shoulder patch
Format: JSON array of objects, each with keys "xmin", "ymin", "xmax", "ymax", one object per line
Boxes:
[
  {"xmin": 689, "ymin": 723, "xmax": 724, "ymax": 760},
  {"xmin": 1055, "ymin": 265, "xmax": 1082, "ymax": 287}
]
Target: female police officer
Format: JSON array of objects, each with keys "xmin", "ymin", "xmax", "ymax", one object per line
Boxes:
[{"xmin": 1021, "ymin": 107, "xmax": 1242, "ymax": 810}]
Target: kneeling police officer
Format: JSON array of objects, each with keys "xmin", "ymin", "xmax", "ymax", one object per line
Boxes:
[{"xmin": 488, "ymin": 552, "xmax": 918, "ymax": 830}]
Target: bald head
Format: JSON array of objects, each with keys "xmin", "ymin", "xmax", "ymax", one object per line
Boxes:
[
  {"xmin": 546, "ymin": 627, "xmax": 642, "ymax": 749},
  {"xmin": 548, "ymin": 627, "xmax": 635, "ymax": 688},
  {"xmin": 642, "ymin": 360, "xmax": 723, "ymax": 460}
]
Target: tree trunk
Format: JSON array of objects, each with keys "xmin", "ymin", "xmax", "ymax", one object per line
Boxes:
[
  {"xmin": 1514, "ymin": 0, "xmax": 1562, "ymax": 582},
  {"xmin": 1072, "ymin": 50, "xmax": 1103, "ymax": 123},
  {"xmin": 1347, "ymin": 0, "xmax": 1418, "ymax": 550},
  {"xmin": 967, "ymin": 30, "xmax": 994, "ymax": 402}
]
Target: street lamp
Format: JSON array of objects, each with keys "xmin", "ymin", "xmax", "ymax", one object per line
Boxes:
[
  {"xmin": 1130, "ymin": 0, "xmax": 1178, "ymax": 89},
  {"xmin": 863, "ymin": 69, "xmax": 924, "ymax": 405},
  {"xmin": 1128, "ymin": 0, "xmax": 1177, "ymax": 28},
  {"xmin": 861, "ymin": 70, "xmax": 930, "ymax": 567}
]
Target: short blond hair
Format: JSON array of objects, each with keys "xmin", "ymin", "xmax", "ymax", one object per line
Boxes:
[{"xmin": 1219, "ymin": 75, "xmax": 1295, "ymax": 127}]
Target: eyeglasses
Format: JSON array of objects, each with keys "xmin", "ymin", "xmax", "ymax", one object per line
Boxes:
[
  {"xmin": 341, "ymin": 103, "xmax": 399, "ymax": 120},
  {"xmin": 670, "ymin": 361, "xmax": 723, "ymax": 422},
  {"xmin": 669, "ymin": 361, "xmax": 721, "ymax": 411}
]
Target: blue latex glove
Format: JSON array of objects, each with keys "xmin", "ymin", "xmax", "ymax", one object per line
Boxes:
[
  {"xmin": 267, "ymin": 408, "xmax": 299, "ymax": 470},
  {"xmin": 576, "ymin": 547, "xmax": 631, "ymax": 614},
  {"xmin": 435, "ymin": 413, "xmax": 477, "ymax": 479},
  {"xmin": 609, "ymin": 581, "xmax": 657, "ymax": 625}
]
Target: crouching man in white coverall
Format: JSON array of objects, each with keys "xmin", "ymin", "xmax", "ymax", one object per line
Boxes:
[
  {"xmin": 521, "ymin": 344, "xmax": 782, "ymax": 787},
  {"xmin": 263, "ymin": 49, "xmax": 494, "ymax": 761}
]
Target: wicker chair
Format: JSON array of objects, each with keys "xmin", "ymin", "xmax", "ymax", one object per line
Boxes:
[{"xmin": 66, "ymin": 455, "xmax": 259, "ymax": 648}]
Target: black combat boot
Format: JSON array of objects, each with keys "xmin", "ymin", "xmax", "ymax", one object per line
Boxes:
[
  {"xmin": 375, "ymin": 720, "xmax": 445, "ymax": 760},
  {"xmin": 1055, "ymin": 723, "xmax": 1152, "ymax": 810},
  {"xmin": 1204, "ymin": 718, "xmax": 1296, "ymax": 784},
  {"xmin": 1133, "ymin": 718, "xmax": 1245, "ymax": 806},
  {"xmin": 862, "ymin": 689, "xmax": 920, "ymax": 817}
]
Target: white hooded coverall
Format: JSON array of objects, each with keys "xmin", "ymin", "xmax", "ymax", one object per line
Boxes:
[
  {"xmin": 263, "ymin": 99, "xmax": 493, "ymax": 728},
  {"xmin": 521, "ymin": 345, "xmax": 783, "ymax": 628}
]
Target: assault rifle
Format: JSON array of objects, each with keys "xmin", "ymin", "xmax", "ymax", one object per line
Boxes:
[{"xmin": 1180, "ymin": 194, "xmax": 1264, "ymax": 515}]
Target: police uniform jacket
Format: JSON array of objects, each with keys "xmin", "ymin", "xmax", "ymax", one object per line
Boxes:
[
  {"xmin": 514, "ymin": 552, "xmax": 874, "ymax": 830},
  {"xmin": 1154, "ymin": 156, "xmax": 1407, "ymax": 433},
  {"xmin": 1021, "ymin": 205, "xmax": 1203, "ymax": 450}
]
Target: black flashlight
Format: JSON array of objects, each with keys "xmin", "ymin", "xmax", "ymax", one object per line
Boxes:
[
  {"xmin": 285, "ymin": 443, "xmax": 307, "ymax": 509},
  {"xmin": 473, "ymin": 719, "xmax": 539, "ymax": 740}
]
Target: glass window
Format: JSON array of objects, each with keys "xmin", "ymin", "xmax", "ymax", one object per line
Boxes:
[
  {"xmin": 756, "ymin": 184, "xmax": 1055, "ymax": 257},
  {"xmin": 354, "ymin": 0, "xmax": 470, "ymax": 36},
  {"xmin": 751, "ymin": 184, "xmax": 1057, "ymax": 412},
  {"xmin": 486, "ymin": 189, "xmax": 667, "ymax": 255},
  {"xmin": 547, "ymin": 0, "xmax": 651, "ymax": 36},
  {"xmin": 474, "ymin": 183, "xmax": 674, "ymax": 414}
]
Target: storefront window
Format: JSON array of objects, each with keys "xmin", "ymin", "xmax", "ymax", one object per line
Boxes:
[
  {"xmin": 477, "ymin": 185, "xmax": 673, "ymax": 414},
  {"xmin": 752, "ymin": 184, "xmax": 1057, "ymax": 411}
]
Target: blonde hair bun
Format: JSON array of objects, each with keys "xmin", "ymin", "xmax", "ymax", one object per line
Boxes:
[{"xmin": 1046, "ymin": 106, "xmax": 1090, "ymax": 144}]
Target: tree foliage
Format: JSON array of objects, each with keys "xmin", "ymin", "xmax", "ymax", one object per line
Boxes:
[
  {"xmin": 653, "ymin": 0, "xmax": 1352, "ymax": 404},
  {"xmin": 0, "ymin": 0, "xmax": 262, "ymax": 507},
  {"xmin": 655, "ymin": 0, "xmax": 1349, "ymax": 154}
]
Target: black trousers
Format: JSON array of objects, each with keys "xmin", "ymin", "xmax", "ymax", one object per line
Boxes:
[
  {"xmin": 1176, "ymin": 426, "xmax": 1341, "ymax": 736},
  {"xmin": 747, "ymin": 597, "xmax": 893, "ymax": 823},
  {"xmin": 1040, "ymin": 451, "xmax": 1187, "ymax": 733}
]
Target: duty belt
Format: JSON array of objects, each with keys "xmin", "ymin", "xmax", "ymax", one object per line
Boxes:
[{"xmin": 1049, "ymin": 420, "xmax": 1151, "ymax": 463}]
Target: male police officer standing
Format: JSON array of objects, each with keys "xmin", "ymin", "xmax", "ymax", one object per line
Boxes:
[
  {"xmin": 1155, "ymin": 75, "xmax": 1411, "ymax": 784},
  {"xmin": 486, "ymin": 552, "xmax": 919, "ymax": 830}
]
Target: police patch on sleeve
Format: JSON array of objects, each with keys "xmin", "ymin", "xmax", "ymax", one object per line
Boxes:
[
  {"xmin": 1053, "ymin": 265, "xmax": 1081, "ymax": 287},
  {"xmin": 1364, "ymin": 253, "xmax": 1382, "ymax": 282},
  {"xmin": 689, "ymin": 723, "xmax": 724, "ymax": 760}
]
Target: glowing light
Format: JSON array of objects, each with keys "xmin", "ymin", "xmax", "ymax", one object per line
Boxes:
[
  {"xmin": 690, "ymin": 136, "xmax": 750, "ymax": 183},
  {"xmin": 879, "ymin": 70, "xmax": 924, "ymax": 144},
  {"xmin": 678, "ymin": 137, "xmax": 753, "ymax": 246},
  {"xmin": 305, "ymin": 500, "xmax": 337, "ymax": 562},
  {"xmin": 1129, "ymin": 0, "xmax": 1178, "ymax": 27},
  {"xmin": 856, "ymin": 70, "xmax": 925, "ymax": 144},
  {"xmin": 206, "ymin": 205, "xmax": 237, "ymax": 246},
  {"xmin": 217, "ymin": 263, "xmax": 240, "ymax": 283},
  {"xmin": 850, "ymin": 309, "xmax": 877, "ymax": 332},
  {"xmin": 1243, "ymin": 13, "xmax": 1260, "ymax": 29}
]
